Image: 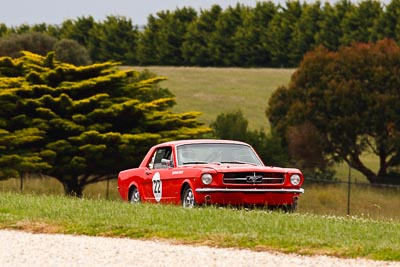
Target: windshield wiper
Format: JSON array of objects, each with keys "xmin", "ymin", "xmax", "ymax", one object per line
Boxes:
[
  {"xmin": 182, "ymin": 161, "xmax": 208, "ymax": 165},
  {"xmin": 220, "ymin": 161, "xmax": 258, "ymax": 165},
  {"xmin": 220, "ymin": 161, "xmax": 247, "ymax": 164}
]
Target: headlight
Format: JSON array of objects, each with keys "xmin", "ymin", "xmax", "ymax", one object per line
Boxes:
[
  {"xmin": 290, "ymin": 174, "xmax": 301, "ymax": 186},
  {"xmin": 201, "ymin": 173, "xmax": 213, "ymax": 185}
]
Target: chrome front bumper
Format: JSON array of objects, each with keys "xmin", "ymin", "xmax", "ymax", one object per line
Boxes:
[{"xmin": 195, "ymin": 188, "xmax": 305, "ymax": 194}]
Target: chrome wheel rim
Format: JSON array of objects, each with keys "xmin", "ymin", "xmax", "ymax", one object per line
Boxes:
[
  {"xmin": 183, "ymin": 187, "xmax": 195, "ymax": 208},
  {"xmin": 130, "ymin": 188, "xmax": 140, "ymax": 203}
]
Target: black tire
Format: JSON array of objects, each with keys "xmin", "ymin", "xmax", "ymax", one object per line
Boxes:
[
  {"xmin": 182, "ymin": 186, "xmax": 196, "ymax": 208},
  {"xmin": 129, "ymin": 186, "xmax": 141, "ymax": 204}
]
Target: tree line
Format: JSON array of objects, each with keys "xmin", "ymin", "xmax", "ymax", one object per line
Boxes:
[{"xmin": 1, "ymin": 0, "xmax": 400, "ymax": 67}]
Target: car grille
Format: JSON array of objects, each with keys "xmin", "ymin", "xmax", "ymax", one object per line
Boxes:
[{"xmin": 223, "ymin": 172, "xmax": 285, "ymax": 185}]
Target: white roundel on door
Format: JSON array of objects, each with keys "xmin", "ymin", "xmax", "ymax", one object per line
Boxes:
[{"xmin": 152, "ymin": 172, "xmax": 162, "ymax": 202}]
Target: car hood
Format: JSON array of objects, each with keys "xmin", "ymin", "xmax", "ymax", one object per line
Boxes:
[{"xmin": 182, "ymin": 163, "xmax": 301, "ymax": 174}]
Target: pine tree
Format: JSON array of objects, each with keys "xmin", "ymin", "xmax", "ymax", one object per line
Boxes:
[{"xmin": 0, "ymin": 52, "xmax": 210, "ymax": 196}]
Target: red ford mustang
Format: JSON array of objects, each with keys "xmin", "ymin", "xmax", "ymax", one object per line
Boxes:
[{"xmin": 118, "ymin": 139, "xmax": 304, "ymax": 211}]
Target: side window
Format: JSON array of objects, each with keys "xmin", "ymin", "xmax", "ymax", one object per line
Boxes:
[{"xmin": 150, "ymin": 147, "xmax": 174, "ymax": 169}]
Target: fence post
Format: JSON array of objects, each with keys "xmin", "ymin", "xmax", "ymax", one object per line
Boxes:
[
  {"xmin": 20, "ymin": 175, "xmax": 23, "ymax": 192},
  {"xmin": 347, "ymin": 159, "xmax": 351, "ymax": 216},
  {"xmin": 106, "ymin": 178, "xmax": 110, "ymax": 200}
]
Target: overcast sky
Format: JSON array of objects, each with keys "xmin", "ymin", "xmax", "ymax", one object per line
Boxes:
[{"xmin": 0, "ymin": 0, "xmax": 274, "ymax": 27}]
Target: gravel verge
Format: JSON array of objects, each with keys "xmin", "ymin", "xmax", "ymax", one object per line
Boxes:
[{"xmin": 0, "ymin": 230, "xmax": 398, "ymax": 267}]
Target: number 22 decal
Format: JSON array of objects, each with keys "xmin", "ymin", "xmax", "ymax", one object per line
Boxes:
[
  {"xmin": 153, "ymin": 180, "xmax": 161, "ymax": 193},
  {"xmin": 152, "ymin": 172, "xmax": 162, "ymax": 202}
]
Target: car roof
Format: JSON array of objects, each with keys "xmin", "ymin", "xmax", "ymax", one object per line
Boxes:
[{"xmin": 157, "ymin": 139, "xmax": 250, "ymax": 147}]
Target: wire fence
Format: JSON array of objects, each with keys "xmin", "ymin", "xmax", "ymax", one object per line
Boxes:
[
  {"xmin": 306, "ymin": 177, "xmax": 400, "ymax": 188},
  {"xmin": 1, "ymin": 170, "xmax": 399, "ymax": 220},
  {"xmin": 305, "ymin": 176, "xmax": 400, "ymax": 216}
]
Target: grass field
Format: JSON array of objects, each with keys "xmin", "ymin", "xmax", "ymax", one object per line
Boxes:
[
  {"xmin": 0, "ymin": 193, "xmax": 398, "ymax": 261},
  {"xmin": 129, "ymin": 66, "xmax": 295, "ymax": 130},
  {"xmin": 1, "ymin": 177, "xmax": 399, "ymax": 221}
]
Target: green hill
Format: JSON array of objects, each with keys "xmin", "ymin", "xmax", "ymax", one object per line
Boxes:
[
  {"xmin": 131, "ymin": 66, "xmax": 295, "ymax": 130},
  {"xmin": 130, "ymin": 66, "xmax": 381, "ymax": 183}
]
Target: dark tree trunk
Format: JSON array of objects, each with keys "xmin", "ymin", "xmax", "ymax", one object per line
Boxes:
[
  {"xmin": 349, "ymin": 154, "xmax": 378, "ymax": 183},
  {"xmin": 62, "ymin": 177, "xmax": 84, "ymax": 197},
  {"xmin": 350, "ymin": 155, "xmax": 399, "ymax": 185},
  {"xmin": 378, "ymin": 143, "xmax": 388, "ymax": 178}
]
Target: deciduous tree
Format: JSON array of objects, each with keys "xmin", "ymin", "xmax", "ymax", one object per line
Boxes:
[
  {"xmin": 267, "ymin": 39, "xmax": 400, "ymax": 184},
  {"xmin": 0, "ymin": 32, "xmax": 57, "ymax": 58},
  {"xmin": 53, "ymin": 39, "xmax": 91, "ymax": 66}
]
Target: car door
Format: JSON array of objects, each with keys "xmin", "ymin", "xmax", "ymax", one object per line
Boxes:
[{"xmin": 143, "ymin": 146, "xmax": 178, "ymax": 203}]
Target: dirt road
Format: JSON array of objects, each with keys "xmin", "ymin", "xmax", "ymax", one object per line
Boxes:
[{"xmin": 0, "ymin": 230, "xmax": 398, "ymax": 267}]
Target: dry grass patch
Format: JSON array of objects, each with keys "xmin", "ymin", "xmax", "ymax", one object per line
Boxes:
[{"xmin": 13, "ymin": 221, "xmax": 63, "ymax": 234}]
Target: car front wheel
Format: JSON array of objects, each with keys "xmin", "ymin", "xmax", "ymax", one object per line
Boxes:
[
  {"xmin": 182, "ymin": 186, "xmax": 196, "ymax": 208},
  {"xmin": 129, "ymin": 186, "xmax": 141, "ymax": 204}
]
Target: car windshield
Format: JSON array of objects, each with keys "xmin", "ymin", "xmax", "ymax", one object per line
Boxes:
[{"xmin": 176, "ymin": 143, "xmax": 263, "ymax": 166}]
